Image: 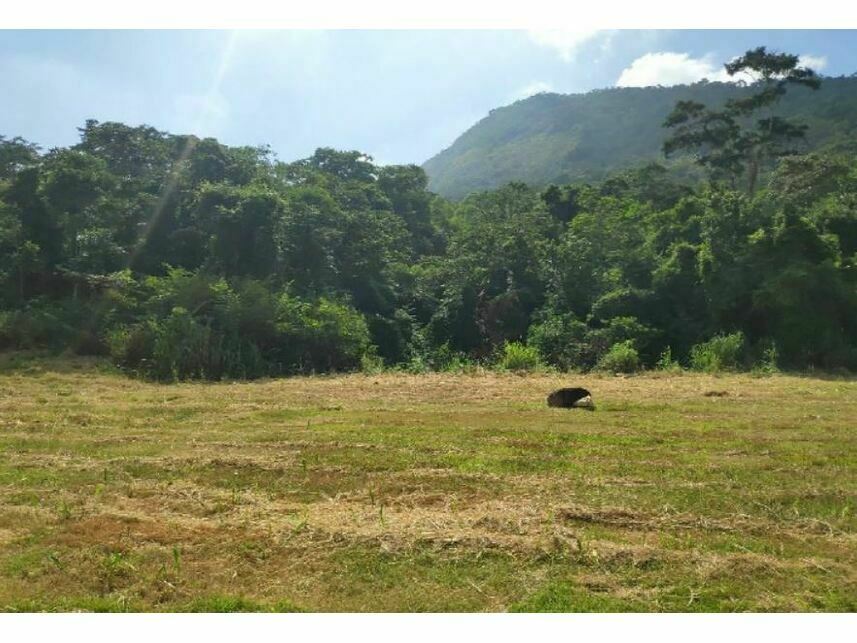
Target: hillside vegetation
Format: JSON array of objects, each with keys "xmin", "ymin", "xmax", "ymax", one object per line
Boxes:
[
  {"xmin": 1, "ymin": 48, "xmax": 856, "ymax": 380},
  {"xmin": 423, "ymin": 77, "xmax": 857, "ymax": 198}
]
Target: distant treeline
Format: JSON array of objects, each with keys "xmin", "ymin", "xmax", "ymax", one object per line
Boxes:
[{"xmin": 1, "ymin": 118, "xmax": 856, "ymax": 379}]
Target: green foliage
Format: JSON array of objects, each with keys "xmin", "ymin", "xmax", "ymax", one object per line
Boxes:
[
  {"xmin": 2, "ymin": 66, "xmax": 857, "ymax": 379},
  {"xmin": 108, "ymin": 287, "xmax": 371, "ymax": 380},
  {"xmin": 664, "ymin": 47, "xmax": 822, "ymax": 194},
  {"xmin": 109, "ymin": 308, "xmax": 265, "ymax": 381},
  {"xmin": 0, "ymin": 135, "xmax": 40, "ymax": 180},
  {"xmin": 423, "ymin": 342, "xmax": 475, "ymax": 373},
  {"xmin": 497, "ymin": 341, "xmax": 543, "ymax": 372},
  {"xmin": 752, "ymin": 340, "xmax": 781, "ymax": 375},
  {"xmin": 510, "ymin": 581, "xmax": 636, "ymax": 612},
  {"xmin": 150, "ymin": 308, "xmax": 227, "ymax": 381},
  {"xmin": 585, "ymin": 317, "xmax": 658, "ymax": 366},
  {"xmin": 689, "ymin": 332, "xmax": 746, "ymax": 373},
  {"xmin": 0, "ymin": 307, "xmax": 64, "ymax": 351},
  {"xmin": 423, "ymin": 76, "xmax": 857, "ymax": 199},
  {"xmin": 274, "ymin": 294, "xmax": 371, "ymax": 373},
  {"xmin": 595, "ymin": 340, "xmax": 641, "ymax": 374},
  {"xmin": 527, "ymin": 313, "xmax": 588, "ymax": 371},
  {"xmin": 0, "ymin": 298, "xmax": 107, "ymax": 354},
  {"xmin": 183, "ymin": 596, "xmax": 303, "ymax": 613},
  {"xmin": 655, "ymin": 346, "xmax": 682, "ymax": 372},
  {"xmin": 360, "ymin": 352, "xmax": 386, "ymax": 375}
]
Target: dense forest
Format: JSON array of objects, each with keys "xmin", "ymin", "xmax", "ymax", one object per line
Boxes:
[
  {"xmin": 423, "ymin": 76, "xmax": 857, "ymax": 198},
  {"xmin": 2, "ymin": 50, "xmax": 856, "ymax": 379}
]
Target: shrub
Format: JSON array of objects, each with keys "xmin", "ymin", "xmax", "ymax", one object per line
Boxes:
[
  {"xmin": 404, "ymin": 354, "xmax": 430, "ymax": 374},
  {"xmin": 366, "ymin": 309, "xmax": 416, "ymax": 365},
  {"xmin": 360, "ymin": 352, "xmax": 385, "ymax": 375},
  {"xmin": 585, "ymin": 316, "xmax": 657, "ymax": 367},
  {"xmin": 110, "ymin": 308, "xmax": 268, "ymax": 381},
  {"xmin": 595, "ymin": 340, "xmax": 641, "ymax": 373},
  {"xmin": 528, "ymin": 314, "xmax": 657, "ymax": 371},
  {"xmin": 274, "ymin": 295, "xmax": 371, "ymax": 373},
  {"xmin": 0, "ymin": 300, "xmax": 83, "ymax": 352},
  {"xmin": 107, "ymin": 323, "xmax": 156, "ymax": 370},
  {"xmin": 106, "ymin": 283, "xmax": 373, "ymax": 380},
  {"xmin": 149, "ymin": 307, "xmax": 222, "ymax": 381},
  {"xmin": 427, "ymin": 342, "xmax": 473, "ymax": 372},
  {"xmin": 527, "ymin": 313, "xmax": 588, "ymax": 370},
  {"xmin": 655, "ymin": 346, "xmax": 682, "ymax": 372},
  {"xmin": 752, "ymin": 340, "xmax": 780, "ymax": 375},
  {"xmin": 498, "ymin": 341, "xmax": 543, "ymax": 372},
  {"xmin": 689, "ymin": 332, "xmax": 745, "ymax": 373}
]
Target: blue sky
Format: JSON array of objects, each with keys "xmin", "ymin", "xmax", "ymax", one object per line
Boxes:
[{"xmin": 2, "ymin": 30, "xmax": 856, "ymax": 165}]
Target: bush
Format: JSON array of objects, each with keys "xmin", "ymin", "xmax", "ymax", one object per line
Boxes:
[
  {"xmin": 152, "ymin": 309, "xmax": 214, "ymax": 380},
  {"xmin": 107, "ymin": 323, "xmax": 156, "ymax": 370},
  {"xmin": 752, "ymin": 340, "xmax": 780, "ymax": 375},
  {"xmin": 527, "ymin": 313, "xmax": 588, "ymax": 370},
  {"xmin": 148, "ymin": 307, "xmax": 267, "ymax": 381},
  {"xmin": 274, "ymin": 295, "xmax": 371, "ymax": 373},
  {"xmin": 427, "ymin": 342, "xmax": 474, "ymax": 372},
  {"xmin": 106, "ymin": 281, "xmax": 373, "ymax": 380},
  {"xmin": 0, "ymin": 308, "xmax": 57, "ymax": 350},
  {"xmin": 359, "ymin": 352, "xmax": 385, "ymax": 375},
  {"xmin": 0, "ymin": 300, "xmax": 98, "ymax": 353},
  {"xmin": 585, "ymin": 316, "xmax": 657, "ymax": 367},
  {"xmin": 404, "ymin": 354, "xmax": 430, "ymax": 374},
  {"xmin": 528, "ymin": 314, "xmax": 658, "ymax": 371},
  {"xmin": 110, "ymin": 309, "xmax": 267, "ymax": 381},
  {"xmin": 689, "ymin": 332, "xmax": 745, "ymax": 373},
  {"xmin": 655, "ymin": 346, "xmax": 682, "ymax": 372},
  {"xmin": 595, "ymin": 340, "xmax": 641, "ymax": 373},
  {"xmin": 498, "ymin": 341, "xmax": 543, "ymax": 372}
]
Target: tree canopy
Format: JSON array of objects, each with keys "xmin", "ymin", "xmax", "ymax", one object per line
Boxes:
[
  {"xmin": 2, "ymin": 49, "xmax": 857, "ymax": 379},
  {"xmin": 664, "ymin": 47, "xmax": 822, "ymax": 194}
]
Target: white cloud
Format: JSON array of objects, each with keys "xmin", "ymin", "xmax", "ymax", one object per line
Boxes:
[
  {"xmin": 799, "ymin": 54, "xmax": 827, "ymax": 71},
  {"xmin": 513, "ymin": 80, "xmax": 554, "ymax": 101},
  {"xmin": 615, "ymin": 52, "xmax": 725, "ymax": 87},
  {"xmin": 527, "ymin": 29, "xmax": 604, "ymax": 62},
  {"xmin": 616, "ymin": 51, "xmax": 830, "ymax": 89}
]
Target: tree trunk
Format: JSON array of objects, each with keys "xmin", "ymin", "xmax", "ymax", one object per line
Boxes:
[{"xmin": 747, "ymin": 151, "xmax": 760, "ymax": 196}]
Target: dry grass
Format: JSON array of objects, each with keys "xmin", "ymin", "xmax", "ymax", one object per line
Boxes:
[{"xmin": 0, "ymin": 354, "xmax": 855, "ymax": 612}]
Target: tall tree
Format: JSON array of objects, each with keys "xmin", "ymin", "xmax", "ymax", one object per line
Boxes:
[
  {"xmin": 664, "ymin": 47, "xmax": 821, "ymax": 194},
  {"xmin": 0, "ymin": 136, "xmax": 40, "ymax": 180}
]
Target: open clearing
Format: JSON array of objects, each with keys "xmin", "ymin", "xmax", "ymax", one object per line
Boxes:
[{"xmin": 0, "ymin": 356, "xmax": 855, "ymax": 612}]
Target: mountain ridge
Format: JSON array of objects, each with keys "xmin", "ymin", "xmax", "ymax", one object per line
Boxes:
[{"xmin": 422, "ymin": 77, "xmax": 857, "ymax": 199}]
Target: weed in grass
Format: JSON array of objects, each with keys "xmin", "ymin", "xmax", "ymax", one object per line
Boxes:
[
  {"xmin": 183, "ymin": 596, "xmax": 303, "ymax": 613},
  {"xmin": 47, "ymin": 552, "xmax": 64, "ymax": 572},
  {"xmin": 510, "ymin": 581, "xmax": 639, "ymax": 612},
  {"xmin": 99, "ymin": 551, "xmax": 135, "ymax": 594},
  {"xmin": 56, "ymin": 501, "xmax": 73, "ymax": 521},
  {"xmin": 172, "ymin": 546, "xmax": 182, "ymax": 575}
]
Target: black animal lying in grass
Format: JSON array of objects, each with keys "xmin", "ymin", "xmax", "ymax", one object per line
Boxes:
[{"xmin": 547, "ymin": 387, "xmax": 594, "ymax": 410}]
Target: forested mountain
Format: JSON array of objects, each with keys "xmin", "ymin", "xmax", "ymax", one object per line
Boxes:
[
  {"xmin": 423, "ymin": 76, "xmax": 857, "ymax": 198},
  {"xmin": 2, "ymin": 50, "xmax": 856, "ymax": 379}
]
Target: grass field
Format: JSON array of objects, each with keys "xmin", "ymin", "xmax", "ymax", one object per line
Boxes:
[{"xmin": 0, "ymin": 354, "xmax": 855, "ymax": 612}]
